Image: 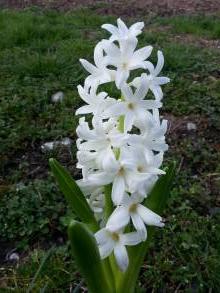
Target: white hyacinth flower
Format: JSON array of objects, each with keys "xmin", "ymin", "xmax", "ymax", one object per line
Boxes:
[
  {"xmin": 87, "ymin": 188, "xmax": 105, "ymax": 220},
  {"xmin": 87, "ymin": 150, "xmax": 135, "ymax": 205},
  {"xmin": 132, "ymin": 51, "xmax": 170, "ymax": 100},
  {"xmin": 80, "ymin": 41, "xmax": 115, "ymax": 88},
  {"xmin": 129, "ymin": 109, "xmax": 168, "ymax": 152},
  {"xmin": 106, "ymin": 193, "xmax": 165, "ymax": 240},
  {"xmin": 76, "ymin": 84, "xmax": 115, "ymax": 116},
  {"xmin": 95, "ymin": 228, "xmax": 143, "ymax": 272},
  {"xmin": 102, "ymin": 39, "xmax": 152, "ymax": 88},
  {"xmin": 103, "ymin": 75, "xmax": 162, "ymax": 131},
  {"xmin": 76, "ymin": 117, "xmax": 128, "ymax": 171},
  {"xmin": 102, "ymin": 18, "xmax": 144, "ymax": 43},
  {"xmin": 122, "ymin": 146, "xmax": 165, "ymax": 196}
]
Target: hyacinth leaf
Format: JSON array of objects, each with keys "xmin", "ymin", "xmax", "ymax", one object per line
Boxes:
[
  {"xmin": 68, "ymin": 221, "xmax": 112, "ymax": 293},
  {"xmin": 144, "ymin": 161, "xmax": 176, "ymax": 213},
  {"xmin": 49, "ymin": 158, "xmax": 98, "ymax": 231},
  {"xmin": 115, "ymin": 162, "xmax": 176, "ymax": 293}
]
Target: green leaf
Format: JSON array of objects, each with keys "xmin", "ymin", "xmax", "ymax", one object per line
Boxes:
[
  {"xmin": 115, "ymin": 162, "xmax": 176, "ymax": 293},
  {"xmin": 144, "ymin": 161, "xmax": 176, "ymax": 213},
  {"xmin": 68, "ymin": 221, "xmax": 113, "ymax": 293},
  {"xmin": 49, "ymin": 158, "xmax": 98, "ymax": 231}
]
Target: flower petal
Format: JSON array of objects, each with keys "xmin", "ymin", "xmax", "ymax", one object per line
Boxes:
[
  {"xmin": 154, "ymin": 50, "xmax": 164, "ymax": 76},
  {"xmin": 121, "ymin": 231, "xmax": 143, "ymax": 246},
  {"xmin": 122, "ymin": 38, "xmax": 138, "ymax": 58},
  {"xmin": 124, "ymin": 111, "xmax": 135, "ymax": 132},
  {"xmin": 99, "ymin": 240, "xmax": 114, "ymax": 259},
  {"xmin": 102, "ymin": 102, "xmax": 126, "ymax": 118},
  {"xmin": 95, "ymin": 228, "xmax": 109, "ymax": 245},
  {"xmin": 94, "ymin": 41, "xmax": 105, "ymax": 68},
  {"xmin": 134, "ymin": 75, "xmax": 149, "ymax": 100},
  {"xmin": 117, "ymin": 18, "xmax": 128, "ymax": 34},
  {"xmin": 101, "ymin": 24, "xmax": 118, "ymax": 36},
  {"xmin": 132, "ymin": 46, "xmax": 153, "ymax": 64},
  {"xmin": 116, "ymin": 69, "xmax": 129, "ymax": 89},
  {"xmin": 88, "ymin": 172, "xmax": 114, "ymax": 186},
  {"xmin": 106, "ymin": 206, "xmax": 130, "ymax": 231},
  {"xmin": 114, "ymin": 244, "xmax": 129, "ymax": 272},
  {"xmin": 139, "ymin": 100, "xmax": 162, "ymax": 109},
  {"xmin": 155, "ymin": 77, "xmax": 170, "ymax": 85},
  {"xmin": 130, "ymin": 213, "xmax": 147, "ymax": 240},
  {"xmin": 150, "ymin": 84, "xmax": 163, "ymax": 100},
  {"xmin": 79, "ymin": 59, "xmax": 98, "ymax": 75},
  {"xmin": 112, "ymin": 176, "xmax": 125, "ymax": 205},
  {"xmin": 137, "ymin": 204, "xmax": 165, "ymax": 227},
  {"xmin": 75, "ymin": 105, "xmax": 94, "ymax": 115},
  {"xmin": 129, "ymin": 22, "xmax": 144, "ymax": 36}
]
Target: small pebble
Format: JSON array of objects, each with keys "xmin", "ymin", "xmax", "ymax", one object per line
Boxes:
[
  {"xmin": 41, "ymin": 138, "xmax": 72, "ymax": 152},
  {"xmin": 41, "ymin": 141, "xmax": 55, "ymax": 151},
  {"xmin": 61, "ymin": 137, "xmax": 72, "ymax": 146},
  {"xmin": 187, "ymin": 122, "xmax": 197, "ymax": 131},
  {"xmin": 7, "ymin": 252, "xmax": 20, "ymax": 262},
  {"xmin": 51, "ymin": 91, "xmax": 64, "ymax": 103}
]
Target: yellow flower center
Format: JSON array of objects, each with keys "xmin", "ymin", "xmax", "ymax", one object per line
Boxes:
[
  {"xmin": 137, "ymin": 165, "xmax": 144, "ymax": 172},
  {"xmin": 111, "ymin": 232, "xmax": 119, "ymax": 241},
  {"xmin": 127, "ymin": 102, "xmax": 134, "ymax": 110},
  {"xmin": 118, "ymin": 166, "xmax": 125, "ymax": 176},
  {"xmin": 122, "ymin": 62, "xmax": 128, "ymax": 70},
  {"xmin": 129, "ymin": 203, "xmax": 137, "ymax": 213}
]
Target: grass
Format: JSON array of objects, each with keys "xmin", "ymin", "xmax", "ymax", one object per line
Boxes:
[
  {"xmin": 0, "ymin": 7, "xmax": 220, "ymax": 292},
  {"xmin": 157, "ymin": 15, "xmax": 220, "ymax": 39}
]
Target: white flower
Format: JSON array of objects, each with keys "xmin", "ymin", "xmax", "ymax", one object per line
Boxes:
[
  {"xmin": 95, "ymin": 228, "xmax": 142, "ymax": 272},
  {"xmin": 132, "ymin": 51, "xmax": 170, "ymax": 100},
  {"xmin": 87, "ymin": 150, "xmax": 135, "ymax": 205},
  {"xmin": 76, "ymin": 117, "xmax": 128, "ymax": 171},
  {"xmin": 80, "ymin": 41, "xmax": 115, "ymax": 88},
  {"xmin": 106, "ymin": 193, "xmax": 164, "ymax": 240},
  {"xmin": 87, "ymin": 146, "xmax": 164, "ymax": 203},
  {"xmin": 75, "ymin": 84, "xmax": 115, "ymax": 116},
  {"xmin": 87, "ymin": 188, "xmax": 105, "ymax": 218},
  {"xmin": 103, "ymin": 75, "xmax": 162, "ymax": 131},
  {"xmin": 128, "ymin": 109, "xmax": 168, "ymax": 152},
  {"xmin": 123, "ymin": 146, "xmax": 165, "ymax": 196},
  {"xmin": 102, "ymin": 18, "xmax": 144, "ymax": 42},
  {"xmin": 102, "ymin": 39, "xmax": 152, "ymax": 88}
]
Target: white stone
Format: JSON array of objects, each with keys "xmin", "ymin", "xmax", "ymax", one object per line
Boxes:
[
  {"xmin": 41, "ymin": 142, "xmax": 55, "ymax": 151},
  {"xmin": 51, "ymin": 91, "xmax": 64, "ymax": 103},
  {"xmin": 61, "ymin": 137, "xmax": 72, "ymax": 146},
  {"xmin": 187, "ymin": 122, "xmax": 197, "ymax": 131},
  {"xmin": 8, "ymin": 253, "xmax": 19, "ymax": 262},
  {"xmin": 41, "ymin": 138, "xmax": 72, "ymax": 152}
]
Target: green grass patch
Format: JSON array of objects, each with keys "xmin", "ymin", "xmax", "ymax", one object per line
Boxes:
[
  {"xmin": 157, "ymin": 15, "xmax": 220, "ymax": 39},
  {"xmin": 1, "ymin": 246, "xmax": 79, "ymax": 291},
  {"xmin": 0, "ymin": 178, "xmax": 74, "ymax": 249}
]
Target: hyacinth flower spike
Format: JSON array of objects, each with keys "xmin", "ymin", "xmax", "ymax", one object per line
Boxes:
[{"xmin": 49, "ymin": 17, "xmax": 175, "ymax": 293}]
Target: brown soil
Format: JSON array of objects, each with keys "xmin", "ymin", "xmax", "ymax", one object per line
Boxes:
[{"xmin": 1, "ymin": 0, "xmax": 220, "ymax": 16}]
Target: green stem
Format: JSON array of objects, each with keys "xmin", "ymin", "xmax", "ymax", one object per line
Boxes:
[
  {"xmin": 104, "ymin": 184, "xmax": 114, "ymax": 222},
  {"xmin": 118, "ymin": 115, "xmax": 124, "ymax": 133},
  {"xmin": 104, "ymin": 184, "xmax": 117, "ymax": 292},
  {"xmin": 116, "ymin": 228, "xmax": 154, "ymax": 293}
]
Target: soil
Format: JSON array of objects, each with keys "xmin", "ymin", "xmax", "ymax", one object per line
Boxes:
[{"xmin": 1, "ymin": 0, "xmax": 220, "ymax": 16}]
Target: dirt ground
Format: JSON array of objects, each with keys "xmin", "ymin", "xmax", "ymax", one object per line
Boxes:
[{"xmin": 1, "ymin": 0, "xmax": 220, "ymax": 16}]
